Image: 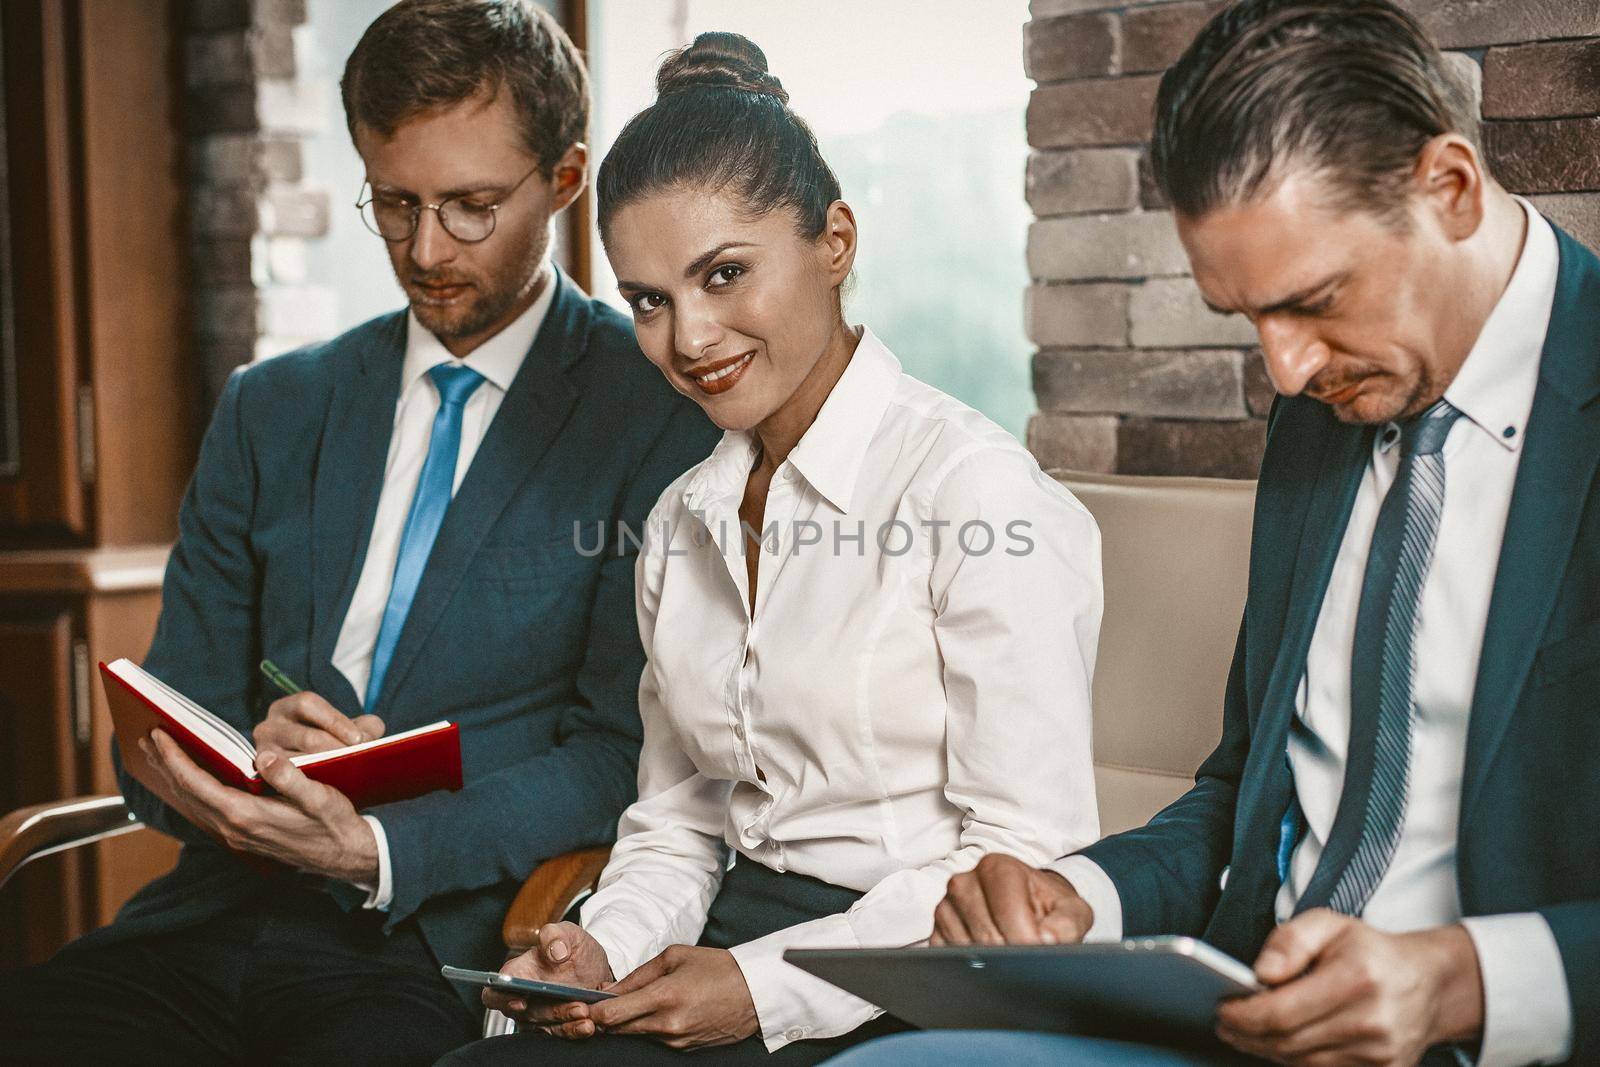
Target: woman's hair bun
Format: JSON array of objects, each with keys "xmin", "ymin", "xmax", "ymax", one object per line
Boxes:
[{"xmin": 655, "ymin": 31, "xmax": 789, "ymax": 105}]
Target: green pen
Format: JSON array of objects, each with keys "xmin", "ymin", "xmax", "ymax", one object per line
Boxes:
[{"xmin": 259, "ymin": 659, "xmax": 302, "ymax": 696}]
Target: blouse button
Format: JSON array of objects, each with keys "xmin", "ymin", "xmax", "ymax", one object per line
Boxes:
[
  {"xmin": 733, "ymin": 721, "xmax": 746, "ymax": 740},
  {"xmin": 785, "ymin": 1027, "xmax": 809, "ymax": 1041}
]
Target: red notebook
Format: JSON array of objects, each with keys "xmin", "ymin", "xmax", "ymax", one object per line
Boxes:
[{"xmin": 102, "ymin": 658, "xmax": 463, "ymax": 808}]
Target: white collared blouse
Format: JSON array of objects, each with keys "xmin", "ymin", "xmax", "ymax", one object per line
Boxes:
[{"xmin": 581, "ymin": 327, "xmax": 1103, "ymax": 1051}]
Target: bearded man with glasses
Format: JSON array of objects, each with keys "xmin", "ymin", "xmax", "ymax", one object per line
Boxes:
[{"xmin": 0, "ymin": 2, "xmax": 717, "ymax": 1064}]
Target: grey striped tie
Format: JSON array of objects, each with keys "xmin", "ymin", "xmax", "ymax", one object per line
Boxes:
[{"xmin": 1296, "ymin": 399, "xmax": 1463, "ymax": 916}]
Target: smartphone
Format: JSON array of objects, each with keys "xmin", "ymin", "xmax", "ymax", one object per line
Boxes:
[{"xmin": 440, "ymin": 964, "xmax": 617, "ymax": 1004}]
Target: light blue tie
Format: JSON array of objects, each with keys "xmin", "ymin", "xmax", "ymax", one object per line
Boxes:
[
  {"xmin": 1295, "ymin": 399, "xmax": 1462, "ymax": 915},
  {"xmin": 365, "ymin": 363, "xmax": 485, "ymax": 710}
]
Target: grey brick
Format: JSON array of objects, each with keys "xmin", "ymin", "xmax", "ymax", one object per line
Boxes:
[
  {"xmin": 1116, "ymin": 417, "xmax": 1268, "ymax": 479},
  {"xmin": 1026, "ymin": 412, "xmax": 1119, "ymax": 472},
  {"xmin": 190, "ymin": 183, "xmax": 259, "ymax": 237},
  {"xmin": 1129, "ymin": 278, "xmax": 1258, "ymax": 348},
  {"xmin": 195, "ymin": 285, "xmax": 258, "ymax": 339},
  {"xmin": 1027, "ymin": 282, "xmax": 1131, "ymax": 347},
  {"xmin": 1409, "ymin": 0, "xmax": 1600, "ymax": 49},
  {"xmin": 1028, "ymin": 149, "xmax": 1141, "ymax": 216},
  {"xmin": 1028, "ymin": 75, "xmax": 1160, "ymax": 149},
  {"xmin": 1033, "ymin": 348, "xmax": 1248, "ymax": 419},
  {"xmin": 186, "ymin": 31, "xmax": 253, "ymax": 89},
  {"xmin": 1028, "ymin": 211, "xmax": 1189, "ymax": 280},
  {"xmin": 1025, "ymin": 13, "xmax": 1121, "ymax": 83},
  {"xmin": 261, "ymin": 184, "xmax": 330, "ymax": 238}
]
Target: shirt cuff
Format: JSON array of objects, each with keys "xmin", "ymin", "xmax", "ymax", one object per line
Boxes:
[
  {"xmin": 358, "ymin": 815, "xmax": 394, "ymax": 911},
  {"xmin": 1460, "ymin": 913, "xmax": 1573, "ymax": 1066},
  {"xmin": 582, "ymin": 913, "xmax": 660, "ymax": 986},
  {"xmin": 1047, "ymin": 854, "xmax": 1124, "ymax": 943},
  {"xmin": 727, "ymin": 912, "xmax": 881, "ymax": 1053}
]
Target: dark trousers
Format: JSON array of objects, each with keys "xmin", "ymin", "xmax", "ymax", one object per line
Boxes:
[
  {"xmin": 0, "ymin": 885, "xmax": 478, "ymax": 1067},
  {"xmin": 438, "ymin": 859, "xmax": 911, "ymax": 1066}
]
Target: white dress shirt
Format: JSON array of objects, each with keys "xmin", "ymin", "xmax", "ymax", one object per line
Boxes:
[
  {"xmin": 331, "ymin": 269, "xmax": 555, "ymax": 909},
  {"xmin": 1056, "ymin": 200, "xmax": 1572, "ymax": 1066},
  {"xmin": 580, "ymin": 327, "xmax": 1104, "ymax": 1052}
]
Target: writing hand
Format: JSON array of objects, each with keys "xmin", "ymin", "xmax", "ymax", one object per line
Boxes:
[
  {"xmin": 253, "ymin": 690, "xmax": 384, "ymax": 759},
  {"xmin": 483, "ymin": 922, "xmax": 615, "ymax": 1036},
  {"xmin": 138, "ymin": 728, "xmax": 378, "ymax": 885},
  {"xmin": 932, "ymin": 853, "xmax": 1094, "ymax": 946},
  {"xmin": 1216, "ymin": 909, "xmax": 1484, "ymax": 1066}
]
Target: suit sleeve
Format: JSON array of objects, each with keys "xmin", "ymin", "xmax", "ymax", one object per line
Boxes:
[
  {"xmin": 1540, "ymin": 902, "xmax": 1599, "ymax": 1064},
  {"xmin": 114, "ymin": 368, "xmax": 262, "ymax": 846},
  {"xmin": 368, "ymin": 402, "xmax": 717, "ymax": 927},
  {"xmin": 1073, "ymin": 612, "xmax": 1250, "ymax": 937}
]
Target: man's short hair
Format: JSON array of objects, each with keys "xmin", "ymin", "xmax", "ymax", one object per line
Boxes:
[
  {"xmin": 341, "ymin": 0, "xmax": 589, "ymax": 175},
  {"xmin": 1151, "ymin": 0, "xmax": 1482, "ymax": 224}
]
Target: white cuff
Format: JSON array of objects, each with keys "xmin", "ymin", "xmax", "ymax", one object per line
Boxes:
[
  {"xmin": 726, "ymin": 912, "xmax": 881, "ymax": 1053},
  {"xmin": 582, "ymin": 914, "xmax": 659, "ymax": 986},
  {"xmin": 1460, "ymin": 913, "xmax": 1572, "ymax": 1066},
  {"xmin": 1047, "ymin": 854, "xmax": 1124, "ymax": 942},
  {"xmin": 358, "ymin": 814, "xmax": 394, "ymax": 911}
]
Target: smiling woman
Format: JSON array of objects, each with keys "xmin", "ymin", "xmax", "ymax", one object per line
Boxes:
[
  {"xmin": 582, "ymin": 0, "xmax": 1034, "ymax": 440},
  {"xmin": 437, "ymin": 31, "xmax": 1105, "ymax": 1067}
]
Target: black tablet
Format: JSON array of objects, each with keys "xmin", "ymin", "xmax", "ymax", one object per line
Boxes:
[{"xmin": 784, "ymin": 936, "xmax": 1262, "ymax": 1048}]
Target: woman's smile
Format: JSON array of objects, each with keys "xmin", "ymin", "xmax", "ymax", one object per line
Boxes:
[{"xmin": 685, "ymin": 350, "xmax": 756, "ymax": 395}]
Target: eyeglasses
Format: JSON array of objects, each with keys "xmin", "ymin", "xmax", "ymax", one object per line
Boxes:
[{"xmin": 355, "ymin": 163, "xmax": 541, "ymax": 244}]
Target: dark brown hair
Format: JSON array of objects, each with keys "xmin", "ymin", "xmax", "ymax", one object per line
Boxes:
[
  {"xmin": 1151, "ymin": 0, "xmax": 1482, "ymax": 223},
  {"xmin": 341, "ymin": 0, "xmax": 589, "ymax": 176},
  {"xmin": 596, "ymin": 32, "xmax": 841, "ymax": 240}
]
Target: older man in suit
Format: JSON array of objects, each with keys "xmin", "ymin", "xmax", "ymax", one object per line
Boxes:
[
  {"xmin": 0, "ymin": 2, "xmax": 716, "ymax": 1064},
  {"xmin": 837, "ymin": 2, "xmax": 1597, "ymax": 1066}
]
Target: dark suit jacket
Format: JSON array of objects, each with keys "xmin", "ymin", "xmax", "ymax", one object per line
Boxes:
[
  {"xmin": 1080, "ymin": 225, "xmax": 1600, "ymax": 1062},
  {"xmin": 101, "ymin": 271, "xmax": 720, "ymax": 1005}
]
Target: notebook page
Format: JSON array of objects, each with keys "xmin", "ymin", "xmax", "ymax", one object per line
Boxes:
[{"xmin": 116, "ymin": 662, "xmax": 258, "ymax": 776}]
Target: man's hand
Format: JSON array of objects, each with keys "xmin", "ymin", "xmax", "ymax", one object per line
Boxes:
[
  {"xmin": 1216, "ymin": 910, "xmax": 1485, "ymax": 1066},
  {"xmin": 137, "ymin": 728, "xmax": 379, "ymax": 885},
  {"xmin": 483, "ymin": 922, "xmax": 616, "ymax": 1033},
  {"xmin": 253, "ymin": 691, "xmax": 384, "ymax": 759},
  {"xmin": 932, "ymin": 853, "xmax": 1095, "ymax": 946}
]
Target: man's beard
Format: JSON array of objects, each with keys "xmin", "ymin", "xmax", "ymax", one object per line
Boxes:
[
  {"xmin": 410, "ymin": 272, "xmax": 523, "ymax": 340},
  {"xmin": 404, "ymin": 230, "xmax": 548, "ymax": 342}
]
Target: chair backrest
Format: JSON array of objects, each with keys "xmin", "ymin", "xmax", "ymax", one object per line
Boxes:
[{"xmin": 1056, "ymin": 471, "xmax": 1256, "ymax": 837}]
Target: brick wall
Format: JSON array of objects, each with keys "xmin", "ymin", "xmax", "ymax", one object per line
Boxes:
[
  {"xmin": 1022, "ymin": 0, "xmax": 1600, "ymax": 479},
  {"xmin": 185, "ymin": 0, "xmax": 337, "ymax": 404}
]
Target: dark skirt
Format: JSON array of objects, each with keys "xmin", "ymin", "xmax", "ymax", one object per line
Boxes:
[{"xmin": 434, "ymin": 857, "xmax": 910, "ymax": 1066}]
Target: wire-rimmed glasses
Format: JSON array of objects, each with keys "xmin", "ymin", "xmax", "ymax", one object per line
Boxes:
[{"xmin": 356, "ymin": 163, "xmax": 541, "ymax": 244}]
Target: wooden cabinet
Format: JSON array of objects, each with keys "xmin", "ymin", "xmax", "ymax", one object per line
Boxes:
[{"xmin": 0, "ymin": 0, "xmax": 193, "ymax": 968}]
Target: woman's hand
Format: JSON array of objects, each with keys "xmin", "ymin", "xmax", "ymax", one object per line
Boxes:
[
  {"xmin": 481, "ymin": 922, "xmax": 615, "ymax": 1032},
  {"xmin": 545, "ymin": 945, "xmax": 760, "ymax": 1049}
]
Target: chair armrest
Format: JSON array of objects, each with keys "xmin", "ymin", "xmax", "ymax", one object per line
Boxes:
[
  {"xmin": 502, "ymin": 846, "xmax": 612, "ymax": 950},
  {"xmin": 0, "ymin": 794, "xmax": 141, "ymax": 891}
]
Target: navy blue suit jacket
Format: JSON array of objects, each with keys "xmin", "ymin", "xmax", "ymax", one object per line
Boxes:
[
  {"xmin": 103, "ymin": 271, "xmax": 719, "ymax": 1003},
  {"xmin": 1080, "ymin": 225, "xmax": 1600, "ymax": 1062}
]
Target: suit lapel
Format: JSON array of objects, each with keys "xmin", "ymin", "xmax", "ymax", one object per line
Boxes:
[
  {"xmin": 1462, "ymin": 230, "xmax": 1600, "ymax": 822},
  {"xmin": 1256, "ymin": 406, "xmax": 1371, "ymax": 750},
  {"xmin": 371, "ymin": 272, "xmax": 588, "ymax": 714},
  {"xmin": 1233, "ymin": 407, "xmax": 1369, "ymax": 889},
  {"xmin": 309, "ymin": 314, "xmax": 407, "ymax": 704}
]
